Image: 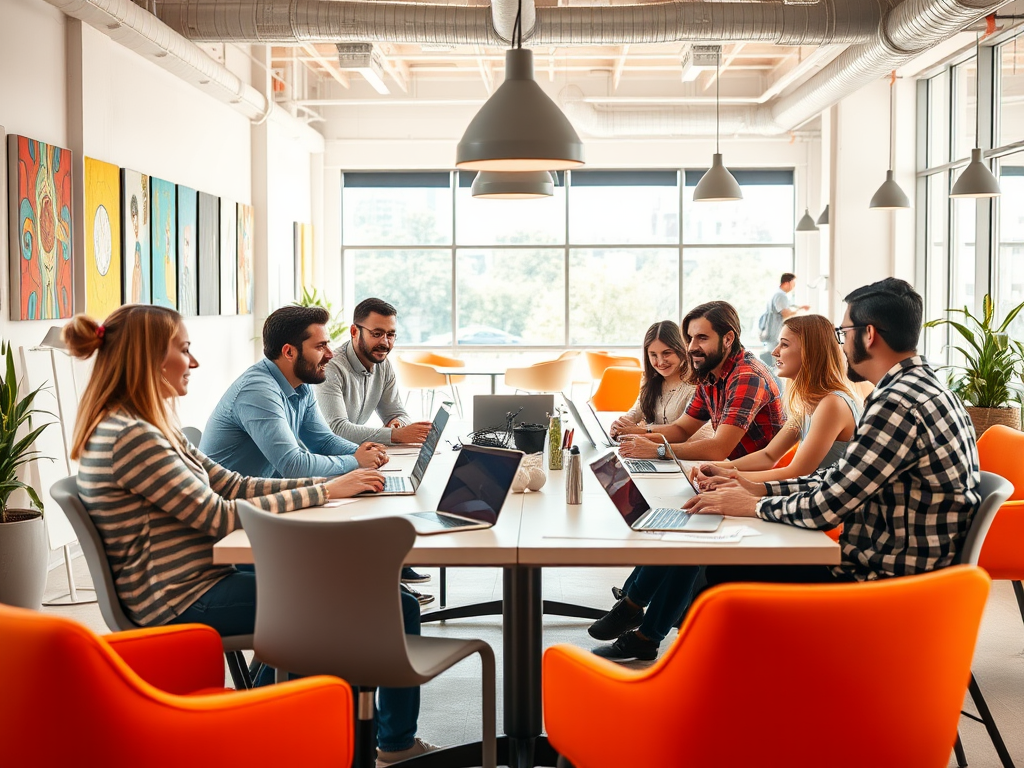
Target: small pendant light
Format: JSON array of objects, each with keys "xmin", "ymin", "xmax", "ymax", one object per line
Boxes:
[
  {"xmin": 471, "ymin": 171, "xmax": 555, "ymax": 199},
  {"xmin": 950, "ymin": 34, "xmax": 1001, "ymax": 198},
  {"xmin": 693, "ymin": 48, "xmax": 742, "ymax": 202},
  {"xmin": 816, "ymin": 205, "xmax": 830, "ymax": 225},
  {"xmin": 869, "ymin": 71, "xmax": 911, "ymax": 210},
  {"xmin": 796, "ymin": 209, "xmax": 819, "ymax": 231}
]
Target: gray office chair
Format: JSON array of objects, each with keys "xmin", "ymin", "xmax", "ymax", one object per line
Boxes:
[
  {"xmin": 181, "ymin": 426, "xmax": 202, "ymax": 447},
  {"xmin": 49, "ymin": 475, "xmax": 255, "ymax": 690},
  {"xmin": 951, "ymin": 470, "xmax": 1015, "ymax": 768},
  {"xmin": 236, "ymin": 502, "xmax": 497, "ymax": 768}
]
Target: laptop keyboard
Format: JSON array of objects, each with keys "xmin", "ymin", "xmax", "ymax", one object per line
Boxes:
[
  {"xmin": 409, "ymin": 512, "xmax": 478, "ymax": 529},
  {"xmin": 624, "ymin": 459, "xmax": 657, "ymax": 472},
  {"xmin": 383, "ymin": 476, "xmax": 408, "ymax": 493},
  {"xmin": 641, "ymin": 508, "xmax": 694, "ymax": 530}
]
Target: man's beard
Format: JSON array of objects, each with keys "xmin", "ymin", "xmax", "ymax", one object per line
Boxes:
[
  {"xmin": 356, "ymin": 333, "xmax": 390, "ymax": 366},
  {"xmin": 295, "ymin": 353, "xmax": 328, "ymax": 384},
  {"xmin": 845, "ymin": 330, "xmax": 870, "ymax": 383},
  {"xmin": 691, "ymin": 340, "xmax": 727, "ymax": 380}
]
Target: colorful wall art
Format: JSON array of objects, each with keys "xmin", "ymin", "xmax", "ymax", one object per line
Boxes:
[
  {"xmin": 220, "ymin": 197, "xmax": 237, "ymax": 315},
  {"xmin": 176, "ymin": 185, "xmax": 198, "ymax": 316},
  {"xmin": 84, "ymin": 157, "xmax": 122, "ymax": 319},
  {"xmin": 121, "ymin": 169, "xmax": 150, "ymax": 305},
  {"xmin": 7, "ymin": 134, "xmax": 73, "ymax": 320},
  {"xmin": 198, "ymin": 192, "xmax": 220, "ymax": 316},
  {"xmin": 237, "ymin": 202, "xmax": 254, "ymax": 315},
  {"xmin": 150, "ymin": 177, "xmax": 177, "ymax": 309}
]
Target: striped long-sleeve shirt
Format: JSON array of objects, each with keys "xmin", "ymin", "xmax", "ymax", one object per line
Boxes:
[{"xmin": 79, "ymin": 409, "xmax": 327, "ymax": 626}]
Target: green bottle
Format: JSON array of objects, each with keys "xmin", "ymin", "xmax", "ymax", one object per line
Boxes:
[{"xmin": 548, "ymin": 413, "xmax": 563, "ymax": 470}]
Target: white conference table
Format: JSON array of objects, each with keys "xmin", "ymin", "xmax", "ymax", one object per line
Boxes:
[
  {"xmin": 214, "ymin": 431, "xmax": 838, "ymax": 768},
  {"xmin": 434, "ymin": 365, "xmax": 506, "ymax": 395}
]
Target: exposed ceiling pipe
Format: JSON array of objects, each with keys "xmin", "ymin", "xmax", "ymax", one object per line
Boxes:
[
  {"xmin": 42, "ymin": 0, "xmax": 270, "ymax": 121},
  {"xmin": 156, "ymin": 0, "xmax": 882, "ymax": 46},
  {"xmin": 492, "ymin": 0, "xmax": 535, "ymax": 44},
  {"xmin": 562, "ymin": 0, "xmax": 1010, "ymax": 136}
]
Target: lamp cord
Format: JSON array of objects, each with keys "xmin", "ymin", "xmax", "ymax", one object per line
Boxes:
[
  {"xmin": 512, "ymin": 0, "xmax": 522, "ymax": 48},
  {"xmin": 715, "ymin": 49, "xmax": 721, "ymax": 154},
  {"xmin": 888, "ymin": 71, "xmax": 895, "ymax": 172},
  {"xmin": 974, "ymin": 33, "xmax": 980, "ymax": 149}
]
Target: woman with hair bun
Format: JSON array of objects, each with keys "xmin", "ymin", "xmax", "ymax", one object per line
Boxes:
[{"xmin": 67, "ymin": 304, "xmax": 384, "ymax": 648}]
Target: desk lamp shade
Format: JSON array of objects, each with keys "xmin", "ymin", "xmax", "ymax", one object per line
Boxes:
[
  {"xmin": 456, "ymin": 49, "xmax": 584, "ymax": 172},
  {"xmin": 472, "ymin": 171, "xmax": 554, "ymax": 199}
]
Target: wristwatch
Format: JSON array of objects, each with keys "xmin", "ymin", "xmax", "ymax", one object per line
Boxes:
[{"xmin": 656, "ymin": 444, "xmax": 666, "ymax": 459}]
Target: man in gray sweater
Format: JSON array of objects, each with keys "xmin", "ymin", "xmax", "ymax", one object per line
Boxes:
[{"xmin": 318, "ymin": 297, "xmax": 432, "ymax": 446}]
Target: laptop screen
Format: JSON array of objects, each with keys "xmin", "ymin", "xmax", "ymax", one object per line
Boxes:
[
  {"xmin": 436, "ymin": 445, "xmax": 522, "ymax": 526},
  {"xmin": 589, "ymin": 452, "xmax": 651, "ymax": 526},
  {"xmin": 410, "ymin": 404, "xmax": 451, "ymax": 483}
]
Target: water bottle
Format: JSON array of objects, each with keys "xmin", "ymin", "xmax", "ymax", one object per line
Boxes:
[
  {"xmin": 565, "ymin": 446, "xmax": 582, "ymax": 505},
  {"xmin": 548, "ymin": 413, "xmax": 563, "ymax": 470}
]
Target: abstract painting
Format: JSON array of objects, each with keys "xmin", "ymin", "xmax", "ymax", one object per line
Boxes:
[
  {"xmin": 176, "ymin": 185, "xmax": 198, "ymax": 316},
  {"xmin": 120, "ymin": 169, "xmax": 150, "ymax": 304},
  {"xmin": 150, "ymin": 177, "xmax": 177, "ymax": 309},
  {"xmin": 220, "ymin": 197, "xmax": 237, "ymax": 315},
  {"xmin": 84, "ymin": 157, "xmax": 122, "ymax": 319},
  {"xmin": 198, "ymin": 191, "xmax": 220, "ymax": 315},
  {"xmin": 7, "ymin": 134, "xmax": 73, "ymax": 320},
  {"xmin": 293, "ymin": 222, "xmax": 313, "ymax": 298},
  {"xmin": 237, "ymin": 202, "xmax": 254, "ymax": 315}
]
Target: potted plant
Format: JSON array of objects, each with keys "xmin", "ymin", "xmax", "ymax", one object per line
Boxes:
[
  {"xmin": 293, "ymin": 287, "xmax": 349, "ymax": 344},
  {"xmin": 0, "ymin": 341, "xmax": 53, "ymax": 609},
  {"xmin": 923, "ymin": 294, "xmax": 1024, "ymax": 436}
]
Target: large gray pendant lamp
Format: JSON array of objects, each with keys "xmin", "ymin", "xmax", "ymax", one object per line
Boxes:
[
  {"xmin": 869, "ymin": 72, "xmax": 911, "ymax": 210},
  {"xmin": 693, "ymin": 48, "xmax": 742, "ymax": 202},
  {"xmin": 471, "ymin": 171, "xmax": 554, "ymax": 199},
  {"xmin": 951, "ymin": 35, "xmax": 1001, "ymax": 198},
  {"xmin": 455, "ymin": 0, "xmax": 583, "ymax": 172},
  {"xmin": 796, "ymin": 209, "xmax": 819, "ymax": 231}
]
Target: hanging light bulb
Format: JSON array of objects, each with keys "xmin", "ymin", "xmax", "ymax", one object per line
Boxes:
[
  {"xmin": 471, "ymin": 171, "xmax": 554, "ymax": 199},
  {"xmin": 796, "ymin": 208, "xmax": 819, "ymax": 231},
  {"xmin": 693, "ymin": 47, "xmax": 742, "ymax": 202},
  {"xmin": 951, "ymin": 34, "xmax": 1001, "ymax": 199},
  {"xmin": 869, "ymin": 72, "xmax": 911, "ymax": 210},
  {"xmin": 455, "ymin": 0, "xmax": 583, "ymax": 171}
]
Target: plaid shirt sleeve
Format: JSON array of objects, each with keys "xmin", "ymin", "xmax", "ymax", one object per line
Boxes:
[
  {"xmin": 685, "ymin": 384, "xmax": 710, "ymax": 422},
  {"xmin": 717, "ymin": 370, "xmax": 773, "ymax": 431}
]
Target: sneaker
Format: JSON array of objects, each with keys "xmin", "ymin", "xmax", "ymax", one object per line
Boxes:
[
  {"xmin": 401, "ymin": 583, "xmax": 435, "ymax": 607},
  {"xmin": 592, "ymin": 631, "xmax": 659, "ymax": 663},
  {"xmin": 587, "ymin": 596, "xmax": 644, "ymax": 641},
  {"xmin": 611, "ymin": 585, "xmax": 625, "ymax": 601},
  {"xmin": 401, "ymin": 567, "xmax": 431, "ymax": 584},
  {"xmin": 376, "ymin": 738, "xmax": 441, "ymax": 768}
]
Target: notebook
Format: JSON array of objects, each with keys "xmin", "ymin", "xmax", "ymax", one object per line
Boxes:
[
  {"xmin": 405, "ymin": 444, "xmax": 524, "ymax": 535},
  {"xmin": 357, "ymin": 404, "xmax": 451, "ymax": 496},
  {"xmin": 589, "ymin": 451, "xmax": 722, "ymax": 533}
]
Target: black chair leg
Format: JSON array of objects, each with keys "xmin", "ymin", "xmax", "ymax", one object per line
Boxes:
[
  {"xmin": 440, "ymin": 566, "xmax": 447, "ymax": 608},
  {"xmin": 353, "ymin": 687, "xmax": 378, "ymax": 768},
  {"xmin": 967, "ymin": 673, "xmax": 1016, "ymax": 768},
  {"xmin": 954, "ymin": 730, "xmax": 968, "ymax": 767},
  {"xmin": 556, "ymin": 756, "xmax": 574, "ymax": 768},
  {"xmin": 225, "ymin": 650, "xmax": 252, "ymax": 689},
  {"xmin": 1012, "ymin": 581, "xmax": 1024, "ymax": 627}
]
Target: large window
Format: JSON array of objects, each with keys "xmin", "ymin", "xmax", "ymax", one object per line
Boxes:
[{"xmin": 341, "ymin": 169, "xmax": 795, "ymax": 349}]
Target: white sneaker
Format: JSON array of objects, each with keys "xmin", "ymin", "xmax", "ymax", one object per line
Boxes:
[{"xmin": 376, "ymin": 738, "xmax": 441, "ymax": 767}]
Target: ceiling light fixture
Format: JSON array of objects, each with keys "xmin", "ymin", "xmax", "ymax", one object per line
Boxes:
[
  {"xmin": 796, "ymin": 208, "xmax": 819, "ymax": 231},
  {"xmin": 455, "ymin": 0, "xmax": 583, "ymax": 171},
  {"xmin": 816, "ymin": 204, "xmax": 830, "ymax": 225},
  {"xmin": 471, "ymin": 171, "xmax": 555, "ymax": 199},
  {"xmin": 692, "ymin": 48, "xmax": 742, "ymax": 202},
  {"xmin": 869, "ymin": 71, "xmax": 911, "ymax": 210},
  {"xmin": 950, "ymin": 33, "xmax": 1001, "ymax": 198}
]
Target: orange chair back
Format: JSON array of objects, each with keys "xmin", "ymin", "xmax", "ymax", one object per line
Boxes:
[
  {"xmin": 976, "ymin": 424, "xmax": 1024, "ymax": 579},
  {"xmin": 393, "ymin": 355, "xmax": 448, "ymax": 389},
  {"xmin": 590, "ymin": 367, "xmax": 642, "ymax": 412},
  {"xmin": 543, "ymin": 566, "xmax": 990, "ymax": 768},
  {"xmin": 585, "ymin": 350, "xmax": 641, "ymax": 381}
]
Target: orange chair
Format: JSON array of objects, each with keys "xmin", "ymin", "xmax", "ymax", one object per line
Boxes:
[
  {"xmin": 400, "ymin": 351, "xmax": 466, "ymax": 416},
  {"xmin": 772, "ymin": 443, "xmax": 798, "ymax": 468},
  {"xmin": 584, "ymin": 351, "xmax": 641, "ymax": 394},
  {"xmin": 0, "ymin": 603, "xmax": 353, "ymax": 768},
  {"xmin": 976, "ymin": 424, "xmax": 1024, "ymax": 592},
  {"xmin": 544, "ymin": 566, "xmax": 990, "ymax": 768},
  {"xmin": 589, "ymin": 366, "xmax": 642, "ymax": 412},
  {"xmin": 393, "ymin": 354, "xmax": 461, "ymax": 417}
]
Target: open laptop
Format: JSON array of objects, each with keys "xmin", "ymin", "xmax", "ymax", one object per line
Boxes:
[
  {"xmin": 358, "ymin": 403, "xmax": 451, "ymax": 496},
  {"xmin": 590, "ymin": 451, "xmax": 722, "ymax": 532},
  {"xmin": 586, "ymin": 401, "xmax": 617, "ymax": 448},
  {"xmin": 405, "ymin": 444, "xmax": 524, "ymax": 535},
  {"xmin": 619, "ymin": 433, "xmax": 682, "ymax": 475},
  {"xmin": 473, "ymin": 394, "xmax": 554, "ymax": 433},
  {"xmin": 563, "ymin": 396, "xmax": 597, "ymax": 448}
]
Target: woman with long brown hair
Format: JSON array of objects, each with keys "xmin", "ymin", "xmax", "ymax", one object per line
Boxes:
[{"xmin": 610, "ymin": 320, "xmax": 696, "ymax": 439}]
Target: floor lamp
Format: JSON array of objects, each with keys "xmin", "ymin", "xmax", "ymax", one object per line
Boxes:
[{"xmin": 32, "ymin": 326, "xmax": 97, "ymax": 606}]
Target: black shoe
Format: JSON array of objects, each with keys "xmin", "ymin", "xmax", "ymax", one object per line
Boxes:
[
  {"xmin": 592, "ymin": 631, "xmax": 659, "ymax": 663},
  {"xmin": 588, "ymin": 597, "xmax": 644, "ymax": 641},
  {"xmin": 401, "ymin": 582, "xmax": 436, "ymax": 607},
  {"xmin": 611, "ymin": 585, "xmax": 624, "ymax": 601},
  {"xmin": 401, "ymin": 567, "xmax": 431, "ymax": 584}
]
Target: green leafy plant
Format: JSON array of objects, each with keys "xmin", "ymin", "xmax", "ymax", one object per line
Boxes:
[
  {"xmin": 923, "ymin": 294, "xmax": 1024, "ymax": 408},
  {"xmin": 0, "ymin": 342, "xmax": 53, "ymax": 523},
  {"xmin": 293, "ymin": 287, "xmax": 349, "ymax": 343}
]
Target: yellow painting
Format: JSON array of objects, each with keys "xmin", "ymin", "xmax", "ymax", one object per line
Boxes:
[
  {"xmin": 84, "ymin": 157, "xmax": 122, "ymax": 319},
  {"xmin": 294, "ymin": 222, "xmax": 314, "ymax": 296}
]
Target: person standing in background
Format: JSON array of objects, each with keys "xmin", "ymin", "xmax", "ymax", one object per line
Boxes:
[{"xmin": 758, "ymin": 272, "xmax": 810, "ymax": 373}]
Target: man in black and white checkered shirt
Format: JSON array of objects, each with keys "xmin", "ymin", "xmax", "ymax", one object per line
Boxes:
[{"xmin": 687, "ymin": 277, "xmax": 981, "ymax": 584}]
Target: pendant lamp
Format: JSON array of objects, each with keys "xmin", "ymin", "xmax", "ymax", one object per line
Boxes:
[
  {"xmin": 471, "ymin": 171, "xmax": 554, "ymax": 199},
  {"xmin": 869, "ymin": 72, "xmax": 911, "ymax": 210},
  {"xmin": 951, "ymin": 35, "xmax": 1001, "ymax": 198},
  {"xmin": 796, "ymin": 209, "xmax": 819, "ymax": 231},
  {"xmin": 816, "ymin": 204, "xmax": 830, "ymax": 225},
  {"xmin": 455, "ymin": 0, "xmax": 583, "ymax": 172},
  {"xmin": 693, "ymin": 48, "xmax": 742, "ymax": 202}
]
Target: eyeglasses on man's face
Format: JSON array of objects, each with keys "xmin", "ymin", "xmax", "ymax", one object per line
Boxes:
[
  {"xmin": 355, "ymin": 324, "xmax": 397, "ymax": 342},
  {"xmin": 834, "ymin": 325, "xmax": 867, "ymax": 344}
]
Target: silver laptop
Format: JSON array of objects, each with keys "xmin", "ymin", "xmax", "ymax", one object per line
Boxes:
[
  {"xmin": 358, "ymin": 404, "xmax": 451, "ymax": 496},
  {"xmin": 473, "ymin": 394, "xmax": 554, "ymax": 433},
  {"xmin": 587, "ymin": 400, "xmax": 617, "ymax": 448},
  {"xmin": 589, "ymin": 451, "xmax": 722, "ymax": 532},
  {"xmin": 619, "ymin": 431, "xmax": 682, "ymax": 475},
  {"xmin": 406, "ymin": 445, "xmax": 523, "ymax": 535},
  {"xmin": 563, "ymin": 396, "xmax": 597, "ymax": 448}
]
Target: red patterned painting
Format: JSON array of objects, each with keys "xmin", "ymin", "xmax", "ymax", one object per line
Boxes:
[{"xmin": 7, "ymin": 135, "xmax": 74, "ymax": 320}]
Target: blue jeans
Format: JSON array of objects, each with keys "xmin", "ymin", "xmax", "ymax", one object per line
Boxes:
[
  {"xmin": 169, "ymin": 569, "xmax": 421, "ymax": 751},
  {"xmin": 621, "ymin": 565, "xmax": 703, "ymax": 644}
]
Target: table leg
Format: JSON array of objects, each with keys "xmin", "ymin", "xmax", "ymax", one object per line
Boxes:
[{"xmin": 422, "ymin": 599, "xmax": 602, "ymax": 624}]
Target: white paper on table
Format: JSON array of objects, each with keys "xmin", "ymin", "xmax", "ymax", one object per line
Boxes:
[
  {"xmin": 660, "ymin": 525, "xmax": 760, "ymax": 544},
  {"xmin": 321, "ymin": 498, "xmax": 361, "ymax": 508}
]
